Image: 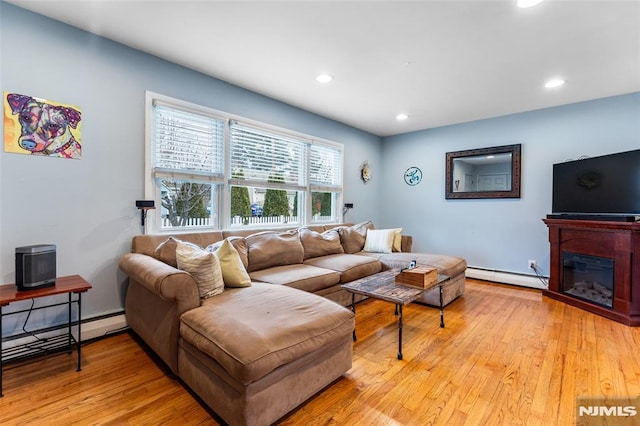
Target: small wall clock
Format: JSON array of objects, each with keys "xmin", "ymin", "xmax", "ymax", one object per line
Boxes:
[{"xmin": 404, "ymin": 166, "xmax": 422, "ymax": 186}]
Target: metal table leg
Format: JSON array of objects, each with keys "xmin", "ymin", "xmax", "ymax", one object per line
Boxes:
[
  {"xmin": 439, "ymin": 285, "xmax": 445, "ymax": 328},
  {"xmin": 397, "ymin": 304, "xmax": 403, "ymax": 360},
  {"xmin": 351, "ymin": 293, "xmax": 356, "ymax": 342},
  {"xmin": 77, "ymin": 293, "xmax": 82, "ymax": 372},
  {"xmin": 68, "ymin": 293, "xmax": 73, "ymax": 353}
]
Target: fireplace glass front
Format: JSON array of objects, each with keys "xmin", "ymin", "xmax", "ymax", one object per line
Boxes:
[{"xmin": 562, "ymin": 252, "xmax": 614, "ymax": 309}]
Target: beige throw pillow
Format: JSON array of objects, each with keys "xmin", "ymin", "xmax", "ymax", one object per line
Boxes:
[
  {"xmin": 363, "ymin": 229, "xmax": 396, "ymax": 253},
  {"xmin": 214, "ymin": 239, "xmax": 251, "ymax": 288},
  {"xmin": 176, "ymin": 241, "xmax": 224, "ymax": 299}
]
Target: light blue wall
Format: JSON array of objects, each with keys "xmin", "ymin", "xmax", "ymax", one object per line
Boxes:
[
  {"xmin": 0, "ymin": 3, "xmax": 381, "ymax": 332},
  {"xmin": 2, "ymin": 2, "xmax": 638, "ymax": 335},
  {"xmin": 379, "ymin": 93, "xmax": 640, "ymax": 276}
]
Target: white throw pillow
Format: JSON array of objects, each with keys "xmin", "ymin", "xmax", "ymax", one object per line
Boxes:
[
  {"xmin": 363, "ymin": 229, "xmax": 396, "ymax": 253},
  {"xmin": 176, "ymin": 241, "xmax": 224, "ymax": 298}
]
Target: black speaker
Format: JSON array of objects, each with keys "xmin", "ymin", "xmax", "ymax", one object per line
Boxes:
[{"xmin": 15, "ymin": 244, "xmax": 57, "ymax": 291}]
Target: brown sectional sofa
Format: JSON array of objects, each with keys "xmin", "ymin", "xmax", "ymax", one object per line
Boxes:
[{"xmin": 118, "ymin": 222, "xmax": 466, "ymax": 425}]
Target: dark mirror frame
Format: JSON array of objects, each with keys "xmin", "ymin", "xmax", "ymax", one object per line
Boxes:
[{"xmin": 445, "ymin": 144, "xmax": 521, "ymax": 199}]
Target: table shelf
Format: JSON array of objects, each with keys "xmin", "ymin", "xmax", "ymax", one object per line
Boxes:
[
  {"xmin": 2, "ymin": 333, "xmax": 77, "ymax": 362},
  {"xmin": 0, "ymin": 275, "xmax": 91, "ymax": 396}
]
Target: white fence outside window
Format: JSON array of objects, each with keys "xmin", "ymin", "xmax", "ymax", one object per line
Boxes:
[{"xmin": 161, "ymin": 215, "xmax": 334, "ymax": 228}]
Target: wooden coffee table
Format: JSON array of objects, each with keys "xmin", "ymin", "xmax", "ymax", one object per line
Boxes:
[{"xmin": 341, "ymin": 269, "xmax": 449, "ymax": 360}]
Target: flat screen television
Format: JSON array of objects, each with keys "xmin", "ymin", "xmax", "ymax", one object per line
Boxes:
[{"xmin": 551, "ymin": 149, "xmax": 640, "ymax": 221}]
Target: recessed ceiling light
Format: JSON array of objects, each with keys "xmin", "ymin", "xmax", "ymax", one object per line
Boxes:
[
  {"xmin": 396, "ymin": 113, "xmax": 408, "ymax": 121},
  {"xmin": 545, "ymin": 79, "xmax": 566, "ymax": 88},
  {"xmin": 517, "ymin": 0, "xmax": 544, "ymax": 8},
  {"xmin": 316, "ymin": 74, "xmax": 333, "ymax": 83}
]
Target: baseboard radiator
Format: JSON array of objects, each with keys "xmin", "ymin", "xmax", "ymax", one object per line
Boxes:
[{"xmin": 466, "ymin": 266, "xmax": 548, "ymax": 290}]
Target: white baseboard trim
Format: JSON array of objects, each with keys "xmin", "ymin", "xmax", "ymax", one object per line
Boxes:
[
  {"xmin": 466, "ymin": 267, "xmax": 548, "ymax": 290},
  {"xmin": 2, "ymin": 314, "xmax": 128, "ymax": 350}
]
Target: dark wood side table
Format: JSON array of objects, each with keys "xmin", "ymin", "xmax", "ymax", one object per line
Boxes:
[{"xmin": 0, "ymin": 275, "xmax": 91, "ymax": 396}]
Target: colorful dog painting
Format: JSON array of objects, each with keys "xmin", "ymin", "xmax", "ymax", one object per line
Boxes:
[{"xmin": 4, "ymin": 92, "xmax": 82, "ymax": 159}]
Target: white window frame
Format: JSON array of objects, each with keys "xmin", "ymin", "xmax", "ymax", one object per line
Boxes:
[{"xmin": 145, "ymin": 91, "xmax": 344, "ymax": 233}]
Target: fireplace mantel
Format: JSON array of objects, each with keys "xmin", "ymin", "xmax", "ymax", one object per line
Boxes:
[{"xmin": 543, "ymin": 218, "xmax": 640, "ymax": 326}]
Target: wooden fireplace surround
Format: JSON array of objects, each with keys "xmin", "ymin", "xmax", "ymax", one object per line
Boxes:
[{"xmin": 543, "ymin": 218, "xmax": 640, "ymax": 326}]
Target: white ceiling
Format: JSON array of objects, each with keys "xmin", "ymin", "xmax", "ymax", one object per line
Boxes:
[{"xmin": 7, "ymin": 0, "xmax": 640, "ymax": 136}]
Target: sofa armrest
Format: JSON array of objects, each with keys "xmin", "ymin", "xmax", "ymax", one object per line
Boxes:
[
  {"xmin": 119, "ymin": 253, "xmax": 200, "ymax": 374},
  {"xmin": 119, "ymin": 253, "xmax": 200, "ymax": 308},
  {"xmin": 401, "ymin": 235, "xmax": 413, "ymax": 253}
]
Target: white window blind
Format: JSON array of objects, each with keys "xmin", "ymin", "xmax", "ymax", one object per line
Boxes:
[
  {"xmin": 230, "ymin": 122, "xmax": 306, "ymax": 187},
  {"xmin": 152, "ymin": 102, "xmax": 225, "ymax": 179},
  {"xmin": 310, "ymin": 143, "xmax": 343, "ymax": 189}
]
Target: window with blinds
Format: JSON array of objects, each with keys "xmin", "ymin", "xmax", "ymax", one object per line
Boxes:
[
  {"xmin": 146, "ymin": 92, "xmax": 343, "ymax": 231},
  {"xmin": 230, "ymin": 122, "xmax": 306, "ymax": 188},
  {"xmin": 152, "ymin": 102, "xmax": 225, "ymax": 178},
  {"xmin": 151, "ymin": 101, "xmax": 225, "ymax": 230}
]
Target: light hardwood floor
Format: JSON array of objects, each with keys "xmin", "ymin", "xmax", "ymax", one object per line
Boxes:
[{"xmin": 2, "ymin": 279, "xmax": 639, "ymax": 425}]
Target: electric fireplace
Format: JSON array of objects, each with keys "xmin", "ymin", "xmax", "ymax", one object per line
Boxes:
[
  {"xmin": 562, "ymin": 252, "xmax": 613, "ymax": 309},
  {"xmin": 543, "ymin": 218, "xmax": 640, "ymax": 326}
]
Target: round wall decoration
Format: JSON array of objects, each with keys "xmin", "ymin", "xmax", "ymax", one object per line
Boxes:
[
  {"xmin": 404, "ymin": 166, "xmax": 422, "ymax": 186},
  {"xmin": 361, "ymin": 161, "xmax": 372, "ymax": 183}
]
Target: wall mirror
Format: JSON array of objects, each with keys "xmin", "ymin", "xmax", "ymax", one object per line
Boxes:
[{"xmin": 445, "ymin": 144, "xmax": 521, "ymax": 199}]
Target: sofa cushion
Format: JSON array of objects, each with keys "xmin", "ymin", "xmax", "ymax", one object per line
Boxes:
[
  {"xmin": 152, "ymin": 233, "xmax": 230, "ymax": 267},
  {"xmin": 304, "ymin": 253, "xmax": 382, "ymax": 283},
  {"xmin": 336, "ymin": 220, "xmax": 373, "ymax": 254},
  {"xmin": 206, "ymin": 236, "xmax": 249, "ymax": 269},
  {"xmin": 141, "ymin": 232, "xmax": 224, "ymax": 258},
  {"xmin": 176, "ymin": 241, "xmax": 225, "ymax": 299},
  {"xmin": 359, "ymin": 252, "xmax": 467, "ymax": 278},
  {"xmin": 245, "ymin": 230, "xmax": 304, "ymax": 272},
  {"xmin": 212, "ymin": 239, "xmax": 251, "ymax": 288},
  {"xmin": 249, "ymin": 264, "xmax": 341, "ymax": 293},
  {"xmin": 153, "ymin": 236, "xmax": 180, "ymax": 267},
  {"xmin": 222, "ymin": 226, "xmax": 297, "ymax": 239},
  {"xmin": 179, "ymin": 283, "xmax": 354, "ymax": 385},
  {"xmin": 299, "ymin": 228, "xmax": 344, "ymax": 260}
]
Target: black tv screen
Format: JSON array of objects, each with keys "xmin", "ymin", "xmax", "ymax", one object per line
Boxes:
[{"xmin": 552, "ymin": 149, "xmax": 640, "ymax": 217}]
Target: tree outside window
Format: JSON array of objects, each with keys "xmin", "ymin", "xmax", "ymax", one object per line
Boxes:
[
  {"xmin": 312, "ymin": 192, "xmax": 332, "ymax": 216},
  {"xmin": 262, "ymin": 171, "xmax": 290, "ymax": 217},
  {"xmin": 161, "ymin": 179, "xmax": 212, "ymax": 227},
  {"xmin": 230, "ymin": 169, "xmax": 251, "ymax": 221}
]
